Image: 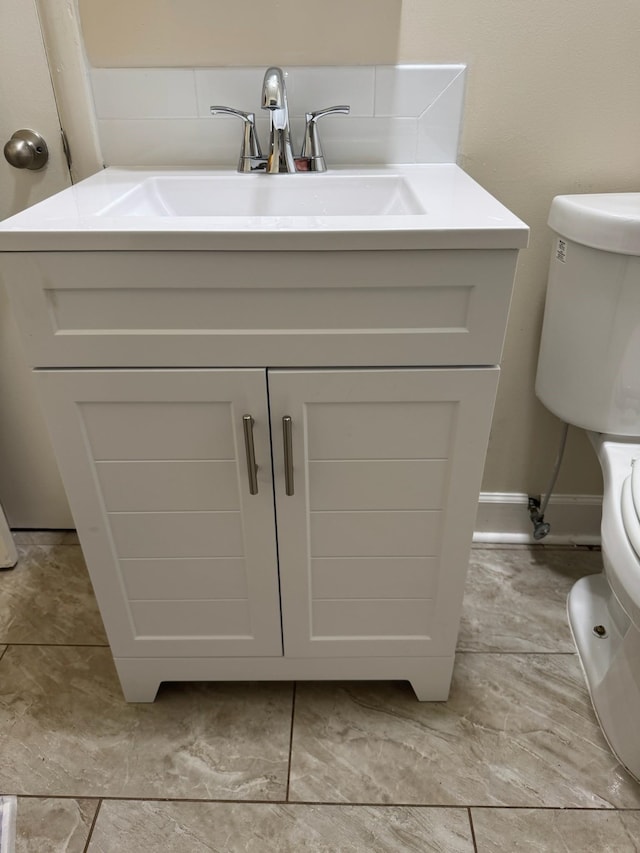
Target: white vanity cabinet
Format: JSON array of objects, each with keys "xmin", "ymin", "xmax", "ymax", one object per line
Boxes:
[
  {"xmin": 36, "ymin": 363, "xmax": 497, "ymax": 702},
  {"xmin": 1, "ymin": 193, "xmax": 526, "ymax": 702}
]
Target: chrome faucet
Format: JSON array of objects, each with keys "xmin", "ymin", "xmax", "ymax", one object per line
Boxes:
[
  {"xmin": 210, "ymin": 66, "xmax": 350, "ymax": 174},
  {"xmin": 261, "ymin": 67, "xmax": 296, "ymax": 174}
]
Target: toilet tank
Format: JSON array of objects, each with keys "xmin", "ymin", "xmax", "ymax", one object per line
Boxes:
[{"xmin": 536, "ymin": 193, "xmax": 640, "ymax": 436}]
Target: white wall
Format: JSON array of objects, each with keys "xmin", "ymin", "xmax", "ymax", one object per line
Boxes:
[{"xmin": 72, "ymin": 1, "xmax": 640, "ymax": 498}]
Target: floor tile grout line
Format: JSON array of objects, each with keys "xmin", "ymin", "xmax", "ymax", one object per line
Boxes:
[
  {"xmin": 265, "ymin": 802, "xmax": 631, "ymax": 812},
  {"xmin": 0, "ymin": 644, "xmax": 577, "ymax": 655},
  {"xmin": 467, "ymin": 806, "xmax": 479, "ymax": 853},
  {"xmin": 456, "ymin": 650, "xmax": 578, "ymax": 656},
  {"xmin": 82, "ymin": 797, "xmax": 103, "ymax": 853},
  {"xmin": 285, "ymin": 681, "xmax": 297, "ymax": 802},
  {"xmin": 1, "ymin": 643, "xmax": 110, "ymax": 649},
  {"xmin": 471, "ymin": 544, "xmax": 601, "ymax": 550},
  {"xmin": 14, "ymin": 795, "xmax": 635, "ymax": 811}
]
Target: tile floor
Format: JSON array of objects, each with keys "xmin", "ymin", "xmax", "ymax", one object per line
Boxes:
[{"xmin": 1, "ymin": 536, "xmax": 640, "ymax": 851}]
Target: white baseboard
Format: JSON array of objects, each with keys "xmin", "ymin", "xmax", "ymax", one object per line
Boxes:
[{"xmin": 474, "ymin": 492, "xmax": 602, "ymax": 546}]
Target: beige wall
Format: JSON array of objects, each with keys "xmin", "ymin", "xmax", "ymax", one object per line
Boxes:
[{"xmin": 78, "ymin": 0, "xmax": 640, "ymax": 496}]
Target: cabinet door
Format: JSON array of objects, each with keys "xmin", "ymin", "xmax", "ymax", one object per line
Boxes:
[
  {"xmin": 269, "ymin": 368, "xmax": 499, "ymax": 659},
  {"xmin": 36, "ymin": 369, "xmax": 282, "ymax": 658}
]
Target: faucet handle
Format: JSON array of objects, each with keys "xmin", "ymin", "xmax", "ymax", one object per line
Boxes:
[
  {"xmin": 300, "ymin": 105, "xmax": 350, "ymax": 172},
  {"xmin": 210, "ymin": 106, "xmax": 263, "ymax": 172}
]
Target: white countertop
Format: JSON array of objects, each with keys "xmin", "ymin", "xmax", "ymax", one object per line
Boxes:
[{"xmin": 0, "ymin": 164, "xmax": 529, "ymax": 252}]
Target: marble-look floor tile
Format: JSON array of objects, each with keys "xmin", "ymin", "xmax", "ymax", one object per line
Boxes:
[
  {"xmin": 0, "ymin": 645, "xmax": 292, "ymax": 800},
  {"xmin": 459, "ymin": 547, "xmax": 602, "ymax": 652},
  {"xmin": 289, "ymin": 654, "xmax": 640, "ymax": 808},
  {"xmin": 88, "ymin": 800, "xmax": 474, "ymax": 853},
  {"xmin": 0, "ymin": 545, "xmax": 107, "ymax": 645},
  {"xmin": 471, "ymin": 807, "xmax": 640, "ymax": 852},
  {"xmin": 11, "ymin": 532, "xmax": 79, "ymax": 546},
  {"xmin": 16, "ymin": 798, "xmax": 97, "ymax": 853}
]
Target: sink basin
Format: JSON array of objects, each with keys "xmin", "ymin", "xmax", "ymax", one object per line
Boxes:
[
  {"xmin": 98, "ymin": 174, "xmax": 426, "ymax": 217},
  {"xmin": 0, "ymin": 165, "xmax": 530, "ymax": 253}
]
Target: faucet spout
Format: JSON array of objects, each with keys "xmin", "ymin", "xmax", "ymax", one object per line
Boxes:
[{"xmin": 261, "ymin": 67, "xmax": 296, "ymax": 173}]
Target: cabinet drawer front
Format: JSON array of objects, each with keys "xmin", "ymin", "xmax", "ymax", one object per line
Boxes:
[{"xmin": 6, "ymin": 249, "xmax": 517, "ymax": 367}]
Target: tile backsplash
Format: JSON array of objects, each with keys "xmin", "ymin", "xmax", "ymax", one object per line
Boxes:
[{"xmin": 90, "ymin": 65, "xmax": 466, "ymax": 167}]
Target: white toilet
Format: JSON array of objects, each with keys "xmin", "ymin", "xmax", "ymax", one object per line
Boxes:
[{"xmin": 536, "ymin": 191, "xmax": 640, "ymax": 779}]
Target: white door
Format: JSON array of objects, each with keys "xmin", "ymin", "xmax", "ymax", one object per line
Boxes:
[
  {"xmin": 270, "ymin": 368, "xmax": 500, "ymax": 659},
  {"xmin": 0, "ymin": 0, "xmax": 73, "ymax": 529},
  {"xmin": 35, "ymin": 369, "xmax": 283, "ymax": 658}
]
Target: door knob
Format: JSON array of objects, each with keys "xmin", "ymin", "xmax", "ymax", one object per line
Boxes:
[{"xmin": 4, "ymin": 129, "xmax": 48, "ymax": 170}]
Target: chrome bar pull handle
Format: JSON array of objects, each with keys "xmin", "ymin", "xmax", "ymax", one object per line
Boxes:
[
  {"xmin": 282, "ymin": 416, "xmax": 294, "ymax": 496},
  {"xmin": 242, "ymin": 415, "xmax": 259, "ymax": 495}
]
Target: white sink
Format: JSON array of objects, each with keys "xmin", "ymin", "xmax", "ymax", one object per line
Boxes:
[
  {"xmin": 0, "ymin": 165, "xmax": 529, "ymax": 252},
  {"xmin": 98, "ymin": 174, "xmax": 426, "ymax": 217}
]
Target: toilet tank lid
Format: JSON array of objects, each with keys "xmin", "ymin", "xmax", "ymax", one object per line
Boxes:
[{"xmin": 549, "ymin": 193, "xmax": 640, "ymax": 256}]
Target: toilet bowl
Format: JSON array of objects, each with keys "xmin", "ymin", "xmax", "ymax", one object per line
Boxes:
[
  {"xmin": 567, "ymin": 434, "xmax": 640, "ymax": 781},
  {"xmin": 536, "ymin": 192, "xmax": 640, "ymax": 780}
]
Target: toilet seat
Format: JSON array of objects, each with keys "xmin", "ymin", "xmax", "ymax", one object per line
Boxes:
[
  {"xmin": 632, "ymin": 456, "xmax": 640, "ymax": 509},
  {"xmin": 621, "ymin": 457, "xmax": 640, "ymax": 559}
]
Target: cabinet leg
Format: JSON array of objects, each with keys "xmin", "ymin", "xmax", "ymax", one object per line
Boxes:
[
  {"xmin": 114, "ymin": 659, "xmax": 161, "ymax": 703},
  {"xmin": 409, "ymin": 679, "xmax": 447, "ymax": 702},
  {"xmin": 407, "ymin": 657, "xmax": 455, "ymax": 702}
]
